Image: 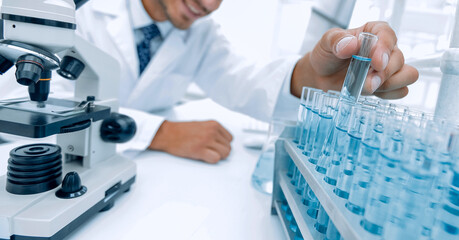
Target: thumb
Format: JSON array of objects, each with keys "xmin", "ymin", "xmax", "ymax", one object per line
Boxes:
[{"xmin": 311, "ymin": 28, "xmax": 359, "ymax": 75}]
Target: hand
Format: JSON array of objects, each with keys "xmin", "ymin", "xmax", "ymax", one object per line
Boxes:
[
  {"xmin": 291, "ymin": 21, "xmax": 419, "ymax": 99},
  {"xmin": 148, "ymin": 120, "xmax": 233, "ymax": 164}
]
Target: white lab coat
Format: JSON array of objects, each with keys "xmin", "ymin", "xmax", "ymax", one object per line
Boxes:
[{"xmin": 0, "ymin": 0, "xmax": 300, "ymax": 152}]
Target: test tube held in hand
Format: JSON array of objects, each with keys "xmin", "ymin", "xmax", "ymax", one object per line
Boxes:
[{"xmin": 340, "ymin": 32, "xmax": 378, "ymax": 102}]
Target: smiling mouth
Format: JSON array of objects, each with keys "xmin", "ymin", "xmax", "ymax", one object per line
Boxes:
[{"xmin": 184, "ymin": 0, "xmax": 204, "ymax": 17}]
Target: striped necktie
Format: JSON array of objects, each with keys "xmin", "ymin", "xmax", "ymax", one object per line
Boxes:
[{"xmin": 136, "ymin": 23, "xmax": 161, "ymax": 75}]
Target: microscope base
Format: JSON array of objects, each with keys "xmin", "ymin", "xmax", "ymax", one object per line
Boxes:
[{"xmin": 0, "ymin": 154, "xmax": 136, "ymax": 240}]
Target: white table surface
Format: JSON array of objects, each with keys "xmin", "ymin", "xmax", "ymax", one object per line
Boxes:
[{"xmin": 0, "ymin": 99, "xmax": 285, "ymax": 240}]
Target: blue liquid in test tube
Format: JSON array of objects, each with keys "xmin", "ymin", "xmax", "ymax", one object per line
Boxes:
[
  {"xmin": 334, "ymin": 106, "xmax": 369, "ymax": 199},
  {"xmin": 433, "ymin": 168, "xmax": 459, "ymax": 239},
  {"xmin": 294, "ymin": 102, "xmax": 306, "ymax": 144},
  {"xmin": 310, "ymin": 113, "xmax": 334, "ymax": 165},
  {"xmin": 361, "ymin": 119, "xmax": 405, "ymax": 236},
  {"xmin": 340, "ymin": 32, "xmax": 378, "ymax": 103}
]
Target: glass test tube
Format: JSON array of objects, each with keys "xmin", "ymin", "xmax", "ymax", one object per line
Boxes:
[
  {"xmin": 309, "ymin": 94, "xmax": 339, "ymax": 165},
  {"xmin": 298, "ymin": 89, "xmax": 323, "ymax": 150},
  {"xmin": 294, "ymin": 87, "xmax": 311, "ymax": 144},
  {"xmin": 334, "ymin": 105, "xmax": 372, "ymax": 199},
  {"xmin": 303, "ymin": 92, "xmax": 325, "ymax": 156},
  {"xmin": 361, "ymin": 112, "xmax": 408, "ymax": 236},
  {"xmin": 323, "ymin": 100, "xmax": 354, "ymax": 186},
  {"xmin": 340, "ymin": 32, "xmax": 378, "ymax": 102},
  {"xmin": 346, "ymin": 110, "xmax": 386, "ymax": 215}
]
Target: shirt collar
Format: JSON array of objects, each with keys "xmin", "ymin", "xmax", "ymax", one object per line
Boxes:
[{"xmin": 129, "ymin": 0, "xmax": 173, "ymax": 38}]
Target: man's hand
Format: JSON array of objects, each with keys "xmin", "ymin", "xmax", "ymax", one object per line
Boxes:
[
  {"xmin": 148, "ymin": 120, "xmax": 233, "ymax": 164},
  {"xmin": 291, "ymin": 21, "xmax": 419, "ymax": 99}
]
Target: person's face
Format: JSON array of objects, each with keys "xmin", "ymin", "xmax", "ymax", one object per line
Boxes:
[{"xmin": 157, "ymin": 0, "xmax": 222, "ymax": 29}]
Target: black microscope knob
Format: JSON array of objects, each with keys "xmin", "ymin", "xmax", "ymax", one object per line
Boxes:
[
  {"xmin": 57, "ymin": 56, "xmax": 85, "ymax": 80},
  {"xmin": 55, "ymin": 171, "xmax": 87, "ymax": 199},
  {"xmin": 100, "ymin": 113, "xmax": 137, "ymax": 143}
]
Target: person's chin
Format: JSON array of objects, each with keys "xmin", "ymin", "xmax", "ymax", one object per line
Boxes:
[{"xmin": 169, "ymin": 16, "xmax": 194, "ymax": 30}]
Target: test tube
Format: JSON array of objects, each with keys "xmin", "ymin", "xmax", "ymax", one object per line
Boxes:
[
  {"xmin": 361, "ymin": 112, "xmax": 408, "ymax": 236},
  {"xmin": 309, "ymin": 94, "xmax": 339, "ymax": 165},
  {"xmin": 334, "ymin": 104, "xmax": 372, "ymax": 199},
  {"xmin": 323, "ymin": 100, "xmax": 354, "ymax": 186},
  {"xmin": 315, "ymin": 205, "xmax": 330, "ymax": 234},
  {"xmin": 325, "ymin": 220, "xmax": 341, "ymax": 240},
  {"xmin": 432, "ymin": 129, "xmax": 459, "ymax": 240},
  {"xmin": 294, "ymin": 87, "xmax": 312, "ymax": 144},
  {"xmin": 303, "ymin": 92, "xmax": 325, "ymax": 156},
  {"xmin": 297, "ymin": 89, "xmax": 323, "ymax": 150},
  {"xmin": 346, "ymin": 110, "xmax": 386, "ymax": 215},
  {"xmin": 383, "ymin": 118, "xmax": 433, "ymax": 239},
  {"xmin": 340, "ymin": 32, "xmax": 378, "ymax": 102}
]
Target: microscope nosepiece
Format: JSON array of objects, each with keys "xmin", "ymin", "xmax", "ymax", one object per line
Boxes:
[
  {"xmin": 15, "ymin": 54, "xmax": 45, "ymax": 86},
  {"xmin": 0, "ymin": 55, "xmax": 14, "ymax": 74}
]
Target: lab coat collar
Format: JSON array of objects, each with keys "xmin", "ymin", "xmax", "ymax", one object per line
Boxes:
[{"xmin": 91, "ymin": 0, "xmax": 125, "ymax": 16}]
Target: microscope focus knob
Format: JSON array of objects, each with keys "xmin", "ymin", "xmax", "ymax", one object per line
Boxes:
[
  {"xmin": 55, "ymin": 171, "xmax": 87, "ymax": 199},
  {"xmin": 57, "ymin": 56, "xmax": 85, "ymax": 80},
  {"xmin": 100, "ymin": 113, "xmax": 137, "ymax": 143}
]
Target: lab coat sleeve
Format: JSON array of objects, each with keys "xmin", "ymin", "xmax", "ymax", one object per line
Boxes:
[
  {"xmin": 273, "ymin": 59, "xmax": 303, "ymax": 121},
  {"xmin": 192, "ymin": 20, "xmax": 301, "ymax": 122},
  {"xmin": 117, "ymin": 107, "xmax": 165, "ymax": 153}
]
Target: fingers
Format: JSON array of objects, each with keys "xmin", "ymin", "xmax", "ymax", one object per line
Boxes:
[
  {"xmin": 199, "ymin": 120, "xmax": 232, "ymax": 163},
  {"xmin": 374, "ymin": 87, "xmax": 409, "ymax": 99},
  {"xmin": 311, "ymin": 28, "xmax": 359, "ymax": 75},
  {"xmin": 209, "ymin": 140, "xmax": 231, "ymax": 159},
  {"xmin": 358, "ymin": 22, "xmax": 397, "ymax": 72},
  {"xmin": 362, "ymin": 47, "xmax": 405, "ymax": 94},
  {"xmin": 375, "ymin": 65, "xmax": 418, "ymax": 93},
  {"xmin": 218, "ymin": 125, "xmax": 233, "ymax": 142},
  {"xmin": 201, "ymin": 149, "xmax": 221, "ymax": 164}
]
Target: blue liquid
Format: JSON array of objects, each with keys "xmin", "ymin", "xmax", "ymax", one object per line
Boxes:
[
  {"xmin": 341, "ymin": 56, "xmax": 372, "ymax": 102},
  {"xmin": 361, "ymin": 151, "xmax": 403, "ymax": 235},
  {"xmin": 424, "ymin": 154, "xmax": 453, "ymax": 236},
  {"xmin": 305, "ymin": 187, "xmax": 320, "ymax": 218},
  {"xmin": 324, "ymin": 127, "xmax": 349, "ymax": 186},
  {"xmin": 251, "ymin": 149, "xmax": 275, "ymax": 194},
  {"xmin": 281, "ymin": 200, "xmax": 289, "ymax": 212},
  {"xmin": 384, "ymin": 163, "xmax": 436, "ymax": 240},
  {"xmin": 290, "ymin": 218, "xmax": 299, "ymax": 233},
  {"xmin": 291, "ymin": 166, "xmax": 300, "ymax": 185},
  {"xmin": 294, "ymin": 103, "xmax": 306, "ymax": 144},
  {"xmin": 432, "ymin": 169, "xmax": 459, "ymax": 239},
  {"xmin": 315, "ymin": 205, "xmax": 329, "ymax": 234},
  {"xmin": 287, "ymin": 161, "xmax": 296, "ymax": 178},
  {"xmin": 298, "ymin": 106, "xmax": 313, "ymax": 150},
  {"xmin": 334, "ymin": 134, "xmax": 362, "ymax": 199},
  {"xmin": 286, "ymin": 207, "xmax": 293, "ymax": 222},
  {"xmin": 325, "ymin": 220, "xmax": 341, "ymax": 240},
  {"xmin": 315, "ymin": 127, "xmax": 334, "ymax": 174},
  {"xmin": 309, "ymin": 114, "xmax": 334, "ymax": 165},
  {"xmin": 296, "ymin": 174, "xmax": 306, "ymax": 195},
  {"xmin": 303, "ymin": 110, "xmax": 320, "ymax": 156},
  {"xmin": 346, "ymin": 142, "xmax": 379, "ymax": 215}
]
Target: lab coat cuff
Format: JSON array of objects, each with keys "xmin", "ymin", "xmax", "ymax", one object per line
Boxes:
[
  {"xmin": 117, "ymin": 107, "xmax": 165, "ymax": 153},
  {"xmin": 273, "ymin": 55, "xmax": 302, "ymax": 121}
]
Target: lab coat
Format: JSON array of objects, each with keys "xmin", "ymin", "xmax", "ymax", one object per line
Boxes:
[{"xmin": 0, "ymin": 0, "xmax": 300, "ymax": 152}]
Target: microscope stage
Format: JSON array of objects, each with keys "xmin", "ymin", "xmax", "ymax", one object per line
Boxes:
[{"xmin": 0, "ymin": 98, "xmax": 110, "ymax": 138}]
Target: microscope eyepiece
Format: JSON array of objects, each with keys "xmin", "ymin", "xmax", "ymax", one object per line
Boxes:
[{"xmin": 15, "ymin": 54, "xmax": 45, "ymax": 86}]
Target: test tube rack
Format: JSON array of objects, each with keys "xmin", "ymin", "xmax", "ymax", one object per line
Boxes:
[{"xmin": 271, "ymin": 127, "xmax": 379, "ymax": 240}]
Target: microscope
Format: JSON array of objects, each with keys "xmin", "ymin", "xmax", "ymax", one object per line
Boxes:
[{"xmin": 0, "ymin": 0, "xmax": 137, "ymax": 239}]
